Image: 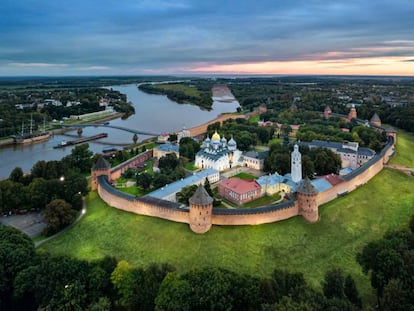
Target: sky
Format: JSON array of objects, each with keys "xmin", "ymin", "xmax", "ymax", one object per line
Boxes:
[{"xmin": 1, "ymin": 0, "xmax": 414, "ymax": 76}]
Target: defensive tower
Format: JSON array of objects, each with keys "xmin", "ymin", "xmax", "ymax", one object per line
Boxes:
[
  {"xmin": 297, "ymin": 177, "xmax": 319, "ymax": 222},
  {"xmin": 348, "ymin": 104, "xmax": 357, "ymax": 121},
  {"xmin": 91, "ymin": 156, "xmax": 111, "ymax": 191},
  {"xmin": 189, "ymin": 184, "xmax": 213, "ymax": 233}
]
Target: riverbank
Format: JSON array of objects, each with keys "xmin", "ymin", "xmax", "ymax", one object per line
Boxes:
[
  {"xmin": 187, "ymin": 113, "xmax": 246, "ymax": 137},
  {"xmin": 0, "ymin": 112, "xmax": 124, "ymax": 148}
]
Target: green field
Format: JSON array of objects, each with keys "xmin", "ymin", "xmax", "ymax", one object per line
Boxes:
[
  {"xmin": 39, "ymin": 169, "xmax": 414, "ymax": 298},
  {"xmin": 389, "ymin": 129, "xmax": 414, "ymax": 167},
  {"xmin": 39, "ymin": 131, "xmax": 414, "ymax": 301},
  {"xmin": 155, "ymin": 83, "xmax": 201, "ymax": 98}
]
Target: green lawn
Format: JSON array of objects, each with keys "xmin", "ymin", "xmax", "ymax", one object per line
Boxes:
[
  {"xmin": 249, "ymin": 115, "xmax": 260, "ymax": 124},
  {"xmin": 185, "ymin": 162, "xmax": 199, "ymax": 171},
  {"xmin": 231, "ymin": 172, "xmax": 257, "ymax": 180},
  {"xmin": 268, "ymin": 137, "xmax": 283, "ymax": 145},
  {"xmin": 241, "ymin": 194, "xmax": 281, "ymax": 208},
  {"xmin": 39, "ymin": 168, "xmax": 414, "ymax": 299},
  {"xmin": 389, "ymin": 129, "xmax": 414, "ymax": 167}
]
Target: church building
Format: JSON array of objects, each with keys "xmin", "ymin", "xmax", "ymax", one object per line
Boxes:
[{"xmin": 194, "ymin": 131, "xmax": 242, "ymax": 172}]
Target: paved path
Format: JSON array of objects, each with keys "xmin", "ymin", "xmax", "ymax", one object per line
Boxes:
[
  {"xmin": 384, "ymin": 164, "xmax": 414, "ymax": 176},
  {"xmin": 35, "ymin": 199, "xmax": 87, "ymax": 248}
]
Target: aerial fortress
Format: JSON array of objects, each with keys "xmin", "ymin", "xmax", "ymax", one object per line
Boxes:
[{"xmin": 91, "ymin": 108, "xmax": 396, "ymax": 234}]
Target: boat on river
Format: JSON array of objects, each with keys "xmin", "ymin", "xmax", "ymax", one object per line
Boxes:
[
  {"xmin": 53, "ymin": 133, "xmax": 108, "ymax": 149},
  {"xmin": 12, "ymin": 116, "xmax": 50, "ymax": 144}
]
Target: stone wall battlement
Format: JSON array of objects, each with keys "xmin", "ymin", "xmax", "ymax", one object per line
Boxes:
[{"xmin": 93, "ymin": 133, "xmax": 395, "ymax": 233}]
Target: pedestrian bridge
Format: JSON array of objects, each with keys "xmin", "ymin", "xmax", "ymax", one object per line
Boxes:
[{"xmin": 61, "ymin": 123, "xmax": 159, "ymax": 136}]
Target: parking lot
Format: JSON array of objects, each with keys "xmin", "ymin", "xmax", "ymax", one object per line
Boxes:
[{"xmin": 0, "ymin": 212, "xmax": 46, "ymax": 238}]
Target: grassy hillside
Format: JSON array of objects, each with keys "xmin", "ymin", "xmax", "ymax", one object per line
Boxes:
[
  {"xmin": 39, "ymin": 169, "xmax": 414, "ymax": 298},
  {"xmin": 389, "ymin": 129, "xmax": 414, "ymax": 167},
  {"xmin": 39, "ymin": 130, "xmax": 414, "ymax": 300}
]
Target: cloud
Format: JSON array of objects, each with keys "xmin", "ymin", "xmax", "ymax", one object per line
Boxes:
[
  {"xmin": 1, "ymin": 0, "xmax": 414, "ymax": 75},
  {"xmin": 8, "ymin": 62, "xmax": 68, "ymax": 68}
]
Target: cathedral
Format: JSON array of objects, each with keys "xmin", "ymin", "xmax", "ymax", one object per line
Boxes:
[{"xmin": 194, "ymin": 131, "xmax": 242, "ymax": 172}]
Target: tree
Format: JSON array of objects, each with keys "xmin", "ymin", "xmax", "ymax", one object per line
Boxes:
[
  {"xmin": 168, "ymin": 134, "xmax": 178, "ymax": 142},
  {"xmin": 0, "ymin": 226, "xmax": 35, "ymax": 310},
  {"xmin": 14, "ymin": 254, "xmax": 94, "ymax": 310},
  {"xmin": 156, "ymin": 272, "xmax": 191, "ymax": 311},
  {"xmin": 153, "ymin": 173, "xmax": 172, "ymax": 189},
  {"xmin": 179, "ymin": 137, "xmax": 200, "ymax": 160},
  {"xmin": 323, "ymin": 268, "xmax": 345, "ymax": 299},
  {"xmin": 42, "ymin": 199, "xmax": 76, "ymax": 236},
  {"xmin": 176, "ymin": 185, "xmax": 198, "ymax": 204},
  {"xmin": 344, "ymin": 275, "xmax": 362, "ymax": 308},
  {"xmin": 111, "ymin": 260, "xmax": 134, "ymax": 309},
  {"xmin": 183, "ymin": 268, "xmax": 233, "ymax": 311},
  {"xmin": 62, "ymin": 144, "xmax": 93, "ymax": 173},
  {"xmin": 204, "ymin": 177, "xmax": 213, "ymax": 197},
  {"xmin": 27, "ymin": 178, "xmax": 49, "ymax": 210},
  {"xmin": 357, "ymin": 229, "xmax": 414, "ymax": 307},
  {"xmin": 158, "ymin": 153, "xmax": 180, "ymax": 173},
  {"xmin": 409, "ymin": 214, "xmax": 414, "ymax": 233},
  {"xmin": 129, "ymin": 263, "xmax": 174, "ymax": 311},
  {"xmin": 9, "ymin": 167, "xmax": 23, "ymax": 183},
  {"xmin": 136, "ymin": 172, "xmax": 153, "ymax": 191}
]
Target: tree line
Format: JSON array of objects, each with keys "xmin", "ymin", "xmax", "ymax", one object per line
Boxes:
[
  {"xmin": 0, "ymin": 144, "xmax": 92, "ymax": 235},
  {"xmin": 139, "ymin": 82, "xmax": 213, "ymax": 111},
  {"xmin": 264, "ymin": 143, "xmax": 342, "ymax": 177},
  {"xmin": 2, "ymin": 216, "xmax": 413, "ymax": 310}
]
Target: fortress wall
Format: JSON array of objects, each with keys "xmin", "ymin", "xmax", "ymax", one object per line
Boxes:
[
  {"xmin": 317, "ymin": 137, "xmax": 394, "ymax": 206},
  {"xmin": 212, "ymin": 204, "xmax": 299, "ymax": 225},
  {"xmin": 98, "ymin": 178, "xmax": 190, "ymax": 224},
  {"xmin": 110, "ymin": 150, "xmax": 153, "ymax": 180}
]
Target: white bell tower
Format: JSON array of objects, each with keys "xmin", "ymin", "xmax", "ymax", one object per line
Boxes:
[{"xmin": 291, "ymin": 144, "xmax": 302, "ymax": 183}]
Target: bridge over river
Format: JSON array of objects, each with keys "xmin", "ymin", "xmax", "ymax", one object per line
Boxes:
[{"xmin": 61, "ymin": 123, "xmax": 160, "ymax": 136}]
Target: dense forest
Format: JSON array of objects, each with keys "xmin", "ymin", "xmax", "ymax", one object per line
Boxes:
[
  {"xmin": 139, "ymin": 81, "xmax": 214, "ymax": 110},
  {"xmin": 1, "ymin": 217, "xmax": 413, "ymax": 310}
]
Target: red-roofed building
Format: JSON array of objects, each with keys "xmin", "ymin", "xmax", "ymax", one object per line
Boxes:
[
  {"xmin": 218, "ymin": 178, "xmax": 262, "ymax": 205},
  {"xmin": 319, "ymin": 174, "xmax": 344, "ymax": 186}
]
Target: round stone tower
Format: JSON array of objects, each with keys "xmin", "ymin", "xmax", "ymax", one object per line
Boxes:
[
  {"xmin": 297, "ymin": 177, "xmax": 319, "ymax": 222},
  {"xmin": 324, "ymin": 105, "xmax": 332, "ymax": 119},
  {"xmin": 370, "ymin": 112, "xmax": 381, "ymax": 127},
  {"xmin": 91, "ymin": 156, "xmax": 111, "ymax": 191},
  {"xmin": 348, "ymin": 104, "xmax": 357, "ymax": 121},
  {"xmin": 189, "ymin": 184, "xmax": 213, "ymax": 234}
]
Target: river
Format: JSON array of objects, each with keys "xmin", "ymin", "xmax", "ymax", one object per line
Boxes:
[{"xmin": 0, "ymin": 84, "xmax": 240, "ymax": 179}]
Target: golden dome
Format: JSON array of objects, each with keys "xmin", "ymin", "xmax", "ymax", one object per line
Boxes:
[{"xmin": 211, "ymin": 131, "xmax": 221, "ymax": 141}]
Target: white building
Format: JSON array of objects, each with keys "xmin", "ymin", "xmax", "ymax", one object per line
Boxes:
[
  {"xmin": 301, "ymin": 140, "xmax": 375, "ymax": 169},
  {"xmin": 194, "ymin": 131, "xmax": 242, "ymax": 172},
  {"xmin": 291, "ymin": 144, "xmax": 302, "ymax": 183},
  {"xmin": 177, "ymin": 127, "xmax": 191, "ymax": 142}
]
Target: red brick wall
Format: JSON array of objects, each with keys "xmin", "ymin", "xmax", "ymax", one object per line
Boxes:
[
  {"xmin": 110, "ymin": 150, "xmax": 153, "ymax": 181},
  {"xmin": 212, "ymin": 204, "xmax": 299, "ymax": 225},
  {"xmin": 98, "ymin": 183, "xmax": 190, "ymax": 224}
]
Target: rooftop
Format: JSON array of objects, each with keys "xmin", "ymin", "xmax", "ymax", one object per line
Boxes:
[
  {"xmin": 147, "ymin": 168, "xmax": 218, "ymax": 200},
  {"xmin": 156, "ymin": 143, "xmax": 179, "ymax": 153},
  {"xmin": 297, "ymin": 178, "xmax": 318, "ymax": 195},
  {"xmin": 189, "ymin": 185, "xmax": 213, "ymax": 206},
  {"xmin": 92, "ymin": 156, "xmax": 110, "ymax": 170},
  {"xmin": 219, "ymin": 178, "xmax": 261, "ymax": 194}
]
